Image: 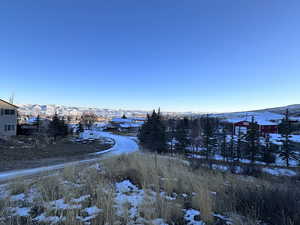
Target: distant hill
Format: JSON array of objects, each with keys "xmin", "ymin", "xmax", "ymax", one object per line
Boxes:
[
  {"xmin": 213, "ymin": 104, "xmax": 300, "ymax": 125},
  {"xmin": 253, "ymin": 104, "xmax": 300, "ymax": 116}
]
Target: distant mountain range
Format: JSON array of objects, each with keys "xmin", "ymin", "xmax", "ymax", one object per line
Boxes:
[
  {"xmin": 17, "ymin": 104, "xmax": 150, "ymax": 118},
  {"xmin": 16, "ymin": 103, "xmax": 300, "ymax": 118}
]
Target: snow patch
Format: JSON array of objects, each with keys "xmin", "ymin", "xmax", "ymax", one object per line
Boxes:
[{"xmin": 184, "ymin": 209, "xmax": 205, "ymax": 225}]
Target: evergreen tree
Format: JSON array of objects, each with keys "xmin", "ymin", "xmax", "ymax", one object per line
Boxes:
[
  {"xmin": 202, "ymin": 115, "xmax": 217, "ymax": 164},
  {"xmin": 122, "ymin": 114, "xmax": 127, "ymax": 119},
  {"xmin": 77, "ymin": 122, "xmax": 84, "ymax": 134},
  {"xmin": 245, "ymin": 116, "xmax": 260, "ymax": 164},
  {"xmin": 220, "ymin": 129, "xmax": 228, "ymax": 161},
  {"xmin": 138, "ymin": 110, "xmax": 167, "ymax": 153},
  {"xmin": 35, "ymin": 115, "xmax": 41, "ymax": 133},
  {"xmin": 228, "ymin": 133, "xmax": 235, "ymax": 162},
  {"xmin": 48, "ymin": 114, "xmax": 61, "ymax": 140},
  {"xmin": 48, "ymin": 114, "xmax": 69, "ymax": 140},
  {"xmin": 278, "ymin": 109, "xmax": 297, "ymax": 167},
  {"xmin": 236, "ymin": 126, "xmax": 242, "ymax": 162},
  {"xmin": 182, "ymin": 117, "xmax": 190, "ymax": 129},
  {"xmin": 174, "ymin": 120, "xmax": 190, "ymax": 153},
  {"xmin": 60, "ymin": 118, "xmax": 69, "ymax": 137},
  {"xmin": 261, "ymin": 134, "xmax": 276, "ymax": 165},
  {"xmin": 191, "ymin": 119, "xmax": 201, "ymax": 152},
  {"xmin": 166, "ymin": 118, "xmax": 176, "ymax": 152}
]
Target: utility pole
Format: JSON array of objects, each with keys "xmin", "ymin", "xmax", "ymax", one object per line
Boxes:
[{"xmin": 9, "ymin": 92, "xmax": 15, "ymax": 104}]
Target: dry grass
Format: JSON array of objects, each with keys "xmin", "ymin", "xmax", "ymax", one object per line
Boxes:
[
  {"xmin": 102, "ymin": 153, "xmax": 224, "ymax": 223},
  {"xmin": 36, "ymin": 175, "xmax": 63, "ymax": 202},
  {"xmin": 9, "ymin": 178, "xmax": 29, "ymax": 196},
  {"xmin": 1, "ymin": 152, "xmax": 299, "ymax": 225}
]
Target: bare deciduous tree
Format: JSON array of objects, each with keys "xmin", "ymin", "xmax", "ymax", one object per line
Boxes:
[{"xmin": 81, "ymin": 112, "xmax": 97, "ymax": 129}]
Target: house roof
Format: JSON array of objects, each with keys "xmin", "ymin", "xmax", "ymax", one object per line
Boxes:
[
  {"xmin": 0, "ymin": 98, "xmax": 18, "ymax": 108},
  {"xmin": 231, "ymin": 118, "xmax": 278, "ymax": 126},
  {"xmin": 111, "ymin": 118, "xmax": 133, "ymax": 123}
]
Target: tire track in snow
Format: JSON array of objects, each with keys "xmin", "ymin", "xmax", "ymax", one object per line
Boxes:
[{"xmin": 0, "ymin": 132, "xmax": 139, "ymax": 183}]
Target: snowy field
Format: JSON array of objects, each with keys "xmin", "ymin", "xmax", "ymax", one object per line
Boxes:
[
  {"xmin": 0, "ymin": 153, "xmax": 234, "ymax": 225},
  {"xmin": 0, "ymin": 131, "xmax": 139, "ymax": 183}
]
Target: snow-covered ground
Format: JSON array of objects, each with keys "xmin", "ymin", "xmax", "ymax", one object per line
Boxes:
[
  {"xmin": 188, "ymin": 153, "xmax": 298, "ymax": 176},
  {"xmin": 80, "ymin": 130, "xmax": 139, "ymax": 156},
  {"xmin": 218, "ymin": 111, "xmax": 300, "ymax": 124},
  {"xmin": 269, "ymin": 133, "xmax": 300, "ymax": 144},
  {"xmin": 0, "ymin": 131, "xmax": 139, "ymax": 182}
]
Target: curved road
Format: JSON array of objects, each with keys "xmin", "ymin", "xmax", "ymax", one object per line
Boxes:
[{"xmin": 0, "ymin": 132, "xmax": 139, "ymax": 183}]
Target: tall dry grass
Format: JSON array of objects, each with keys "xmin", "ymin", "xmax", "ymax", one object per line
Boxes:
[
  {"xmin": 1, "ymin": 152, "xmax": 299, "ymax": 225},
  {"xmin": 102, "ymin": 153, "xmax": 224, "ymax": 223}
]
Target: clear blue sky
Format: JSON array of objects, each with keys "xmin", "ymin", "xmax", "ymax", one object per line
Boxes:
[{"xmin": 1, "ymin": 0, "xmax": 299, "ymax": 112}]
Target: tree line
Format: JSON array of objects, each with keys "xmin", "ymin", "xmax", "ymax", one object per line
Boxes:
[
  {"xmin": 138, "ymin": 109, "xmax": 299, "ymax": 167},
  {"xmin": 45, "ymin": 112, "xmax": 98, "ymax": 140}
]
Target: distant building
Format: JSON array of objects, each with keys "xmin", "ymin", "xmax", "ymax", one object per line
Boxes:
[
  {"xmin": 233, "ymin": 120, "xmax": 278, "ymax": 136},
  {"xmin": 17, "ymin": 117, "xmax": 51, "ymax": 135},
  {"xmin": 0, "ymin": 98, "xmax": 18, "ymax": 138},
  {"xmin": 109, "ymin": 117, "xmax": 145, "ymax": 132}
]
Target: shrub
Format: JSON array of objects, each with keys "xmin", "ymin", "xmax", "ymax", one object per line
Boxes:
[{"xmin": 218, "ymin": 182, "xmax": 300, "ymax": 225}]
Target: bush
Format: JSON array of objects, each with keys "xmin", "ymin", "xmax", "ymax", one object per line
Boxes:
[
  {"xmin": 218, "ymin": 182, "xmax": 300, "ymax": 225},
  {"xmin": 240, "ymin": 165, "xmax": 262, "ymax": 177}
]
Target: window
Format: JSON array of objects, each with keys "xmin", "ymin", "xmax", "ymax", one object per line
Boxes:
[
  {"xmin": 0, "ymin": 109, "xmax": 3, "ymax": 116},
  {"xmin": 4, "ymin": 124, "xmax": 15, "ymax": 132},
  {"xmin": 4, "ymin": 109, "xmax": 15, "ymax": 115}
]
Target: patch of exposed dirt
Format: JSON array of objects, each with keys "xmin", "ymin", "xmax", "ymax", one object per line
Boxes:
[{"xmin": 0, "ymin": 136, "xmax": 114, "ymax": 172}]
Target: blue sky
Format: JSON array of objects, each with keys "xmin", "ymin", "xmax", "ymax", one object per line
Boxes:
[{"xmin": 1, "ymin": 0, "xmax": 299, "ymax": 112}]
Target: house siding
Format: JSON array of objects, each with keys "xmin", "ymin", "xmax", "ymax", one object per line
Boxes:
[{"xmin": 0, "ymin": 100, "xmax": 18, "ymax": 137}]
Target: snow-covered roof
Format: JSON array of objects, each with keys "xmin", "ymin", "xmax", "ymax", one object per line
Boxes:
[
  {"xmin": 129, "ymin": 117, "xmax": 146, "ymax": 121},
  {"xmin": 27, "ymin": 117, "xmax": 38, "ymax": 123},
  {"xmin": 111, "ymin": 117, "xmax": 146, "ymax": 124},
  {"xmin": 227, "ymin": 118, "xmax": 278, "ymax": 125},
  {"xmin": 120, "ymin": 123, "xmax": 141, "ymax": 128},
  {"xmin": 111, "ymin": 118, "xmax": 133, "ymax": 123}
]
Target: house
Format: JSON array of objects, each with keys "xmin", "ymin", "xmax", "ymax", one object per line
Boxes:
[
  {"xmin": 233, "ymin": 120, "xmax": 278, "ymax": 136},
  {"xmin": 109, "ymin": 117, "xmax": 145, "ymax": 132},
  {"xmin": 0, "ymin": 98, "xmax": 18, "ymax": 138},
  {"xmin": 17, "ymin": 117, "xmax": 51, "ymax": 135}
]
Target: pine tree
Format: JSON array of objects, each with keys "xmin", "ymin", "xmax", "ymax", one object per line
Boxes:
[
  {"xmin": 48, "ymin": 114, "xmax": 61, "ymax": 140},
  {"xmin": 35, "ymin": 115, "xmax": 41, "ymax": 133},
  {"xmin": 220, "ymin": 130, "xmax": 228, "ymax": 161},
  {"xmin": 278, "ymin": 109, "xmax": 297, "ymax": 167},
  {"xmin": 60, "ymin": 118, "xmax": 69, "ymax": 137},
  {"xmin": 77, "ymin": 122, "xmax": 84, "ymax": 134},
  {"xmin": 175, "ymin": 120, "xmax": 190, "ymax": 153},
  {"xmin": 191, "ymin": 119, "xmax": 201, "ymax": 152},
  {"xmin": 138, "ymin": 110, "xmax": 167, "ymax": 153},
  {"xmin": 245, "ymin": 116, "xmax": 260, "ymax": 164},
  {"xmin": 236, "ymin": 126, "xmax": 242, "ymax": 162},
  {"xmin": 166, "ymin": 118, "xmax": 176, "ymax": 152},
  {"xmin": 228, "ymin": 133, "xmax": 235, "ymax": 162},
  {"xmin": 261, "ymin": 134, "xmax": 276, "ymax": 165},
  {"xmin": 202, "ymin": 115, "xmax": 217, "ymax": 164},
  {"xmin": 48, "ymin": 114, "xmax": 69, "ymax": 140}
]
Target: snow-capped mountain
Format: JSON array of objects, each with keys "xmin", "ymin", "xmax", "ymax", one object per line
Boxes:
[
  {"xmin": 16, "ymin": 103, "xmax": 300, "ymax": 120},
  {"xmin": 17, "ymin": 104, "xmax": 149, "ymax": 118}
]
